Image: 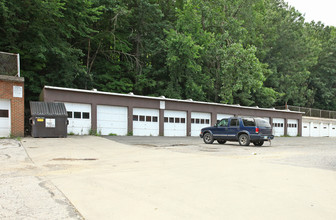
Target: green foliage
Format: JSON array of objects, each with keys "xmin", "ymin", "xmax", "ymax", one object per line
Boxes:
[
  {"xmin": 261, "ymin": 0, "xmax": 320, "ymax": 106},
  {"xmin": 89, "ymin": 129, "xmax": 101, "ymax": 136},
  {"xmin": 219, "ymin": 43, "xmax": 266, "ymax": 105},
  {"xmin": 1, "ymin": 0, "xmax": 336, "ymax": 111},
  {"xmin": 308, "ymin": 24, "xmax": 336, "ymax": 110}
]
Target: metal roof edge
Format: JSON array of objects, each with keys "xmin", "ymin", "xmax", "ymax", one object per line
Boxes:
[
  {"xmin": 0, "ymin": 75, "xmax": 24, "ymax": 82},
  {"xmin": 43, "ymin": 86, "xmax": 304, "ymax": 114},
  {"xmin": 302, "ymin": 116, "xmax": 336, "ymax": 122}
]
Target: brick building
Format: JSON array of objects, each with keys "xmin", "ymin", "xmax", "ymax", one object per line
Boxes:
[{"xmin": 0, "ymin": 75, "xmax": 24, "ymax": 137}]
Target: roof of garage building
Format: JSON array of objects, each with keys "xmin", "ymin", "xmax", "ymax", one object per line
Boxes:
[{"xmin": 43, "ymin": 85, "xmax": 304, "ymax": 115}]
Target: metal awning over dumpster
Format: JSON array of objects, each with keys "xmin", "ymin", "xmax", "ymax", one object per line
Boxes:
[{"xmin": 30, "ymin": 102, "xmax": 67, "ymax": 138}]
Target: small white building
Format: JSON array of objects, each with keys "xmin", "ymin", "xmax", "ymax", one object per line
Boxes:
[{"xmin": 302, "ymin": 117, "xmax": 336, "ymax": 137}]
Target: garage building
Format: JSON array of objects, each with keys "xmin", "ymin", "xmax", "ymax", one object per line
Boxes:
[
  {"xmin": 302, "ymin": 117, "xmax": 336, "ymax": 137},
  {"xmin": 40, "ymin": 86, "xmax": 303, "ymax": 137}
]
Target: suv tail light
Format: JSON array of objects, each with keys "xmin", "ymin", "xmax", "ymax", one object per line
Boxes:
[{"xmin": 256, "ymin": 127, "xmax": 259, "ymax": 133}]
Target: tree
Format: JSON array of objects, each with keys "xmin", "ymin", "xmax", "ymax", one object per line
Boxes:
[
  {"xmin": 308, "ymin": 24, "xmax": 336, "ymax": 110},
  {"xmin": 164, "ymin": 0, "xmax": 274, "ymax": 105},
  {"xmin": 261, "ymin": 0, "xmax": 320, "ymax": 106},
  {"xmin": 0, "ymin": 0, "xmax": 100, "ymax": 101},
  {"xmin": 1, "ymin": 0, "xmax": 336, "ymax": 113}
]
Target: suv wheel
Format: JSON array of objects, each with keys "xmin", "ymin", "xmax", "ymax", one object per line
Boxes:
[
  {"xmin": 253, "ymin": 141, "xmax": 264, "ymax": 146},
  {"xmin": 238, "ymin": 134, "xmax": 250, "ymax": 146},
  {"xmin": 217, "ymin": 140, "xmax": 226, "ymax": 144},
  {"xmin": 203, "ymin": 133, "xmax": 214, "ymax": 144}
]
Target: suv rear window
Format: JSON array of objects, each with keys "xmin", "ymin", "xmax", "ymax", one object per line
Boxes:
[
  {"xmin": 242, "ymin": 118, "xmax": 255, "ymax": 126},
  {"xmin": 255, "ymin": 118, "xmax": 271, "ymax": 128}
]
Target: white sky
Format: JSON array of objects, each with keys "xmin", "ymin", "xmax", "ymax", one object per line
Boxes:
[{"xmin": 285, "ymin": 0, "xmax": 336, "ymax": 27}]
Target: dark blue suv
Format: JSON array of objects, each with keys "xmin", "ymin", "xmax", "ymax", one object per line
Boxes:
[{"xmin": 200, "ymin": 117, "xmax": 274, "ymax": 146}]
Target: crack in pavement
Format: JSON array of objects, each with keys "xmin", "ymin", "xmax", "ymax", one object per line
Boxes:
[{"xmin": 0, "ymin": 139, "xmax": 84, "ymax": 220}]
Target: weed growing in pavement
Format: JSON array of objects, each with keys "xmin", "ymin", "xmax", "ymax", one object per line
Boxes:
[
  {"xmin": 8, "ymin": 134, "xmax": 22, "ymax": 141},
  {"xmin": 108, "ymin": 133, "xmax": 117, "ymax": 136},
  {"xmin": 127, "ymin": 131, "xmax": 133, "ymax": 136},
  {"xmin": 89, "ymin": 129, "xmax": 101, "ymax": 136}
]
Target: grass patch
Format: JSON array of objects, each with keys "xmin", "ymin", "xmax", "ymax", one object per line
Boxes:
[
  {"xmin": 89, "ymin": 129, "xmax": 101, "ymax": 136},
  {"xmin": 8, "ymin": 134, "xmax": 22, "ymax": 141}
]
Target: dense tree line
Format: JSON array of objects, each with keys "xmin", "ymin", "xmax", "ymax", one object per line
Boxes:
[{"xmin": 1, "ymin": 0, "xmax": 336, "ymax": 110}]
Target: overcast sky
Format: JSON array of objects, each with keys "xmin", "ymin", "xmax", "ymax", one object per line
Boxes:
[{"xmin": 285, "ymin": 0, "xmax": 336, "ymax": 27}]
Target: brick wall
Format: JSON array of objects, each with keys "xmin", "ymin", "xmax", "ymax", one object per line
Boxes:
[{"xmin": 0, "ymin": 77, "xmax": 24, "ymax": 136}]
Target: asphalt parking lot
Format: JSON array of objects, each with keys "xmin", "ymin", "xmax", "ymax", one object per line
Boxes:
[
  {"xmin": 2, "ymin": 136, "xmax": 336, "ymax": 220},
  {"xmin": 0, "ymin": 139, "xmax": 82, "ymax": 220},
  {"xmin": 105, "ymin": 136, "xmax": 336, "ymax": 171}
]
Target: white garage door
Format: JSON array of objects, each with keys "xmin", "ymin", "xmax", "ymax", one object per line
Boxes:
[
  {"xmin": 133, "ymin": 108, "xmax": 159, "ymax": 136},
  {"xmin": 97, "ymin": 105, "xmax": 127, "ymax": 136},
  {"xmin": 263, "ymin": 117, "xmax": 270, "ymax": 123},
  {"xmin": 330, "ymin": 124, "xmax": 336, "ymax": 137},
  {"xmin": 310, "ymin": 122, "xmax": 320, "ymax": 137},
  {"xmin": 65, "ymin": 102, "xmax": 91, "ymax": 135},
  {"xmin": 0, "ymin": 99, "xmax": 11, "ymax": 137},
  {"xmin": 217, "ymin": 114, "xmax": 234, "ymax": 122},
  {"xmin": 287, "ymin": 119, "xmax": 298, "ymax": 136},
  {"xmin": 164, "ymin": 110, "xmax": 186, "ymax": 136},
  {"xmin": 272, "ymin": 118, "xmax": 285, "ymax": 136},
  {"xmin": 302, "ymin": 122, "xmax": 310, "ymax": 137},
  {"xmin": 191, "ymin": 112, "xmax": 211, "ymax": 136},
  {"xmin": 320, "ymin": 123, "xmax": 329, "ymax": 137}
]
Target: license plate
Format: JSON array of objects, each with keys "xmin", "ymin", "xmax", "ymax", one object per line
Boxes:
[{"xmin": 264, "ymin": 136, "xmax": 268, "ymax": 139}]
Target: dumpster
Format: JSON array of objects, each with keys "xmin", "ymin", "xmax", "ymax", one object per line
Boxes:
[{"xmin": 30, "ymin": 101, "xmax": 67, "ymax": 138}]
